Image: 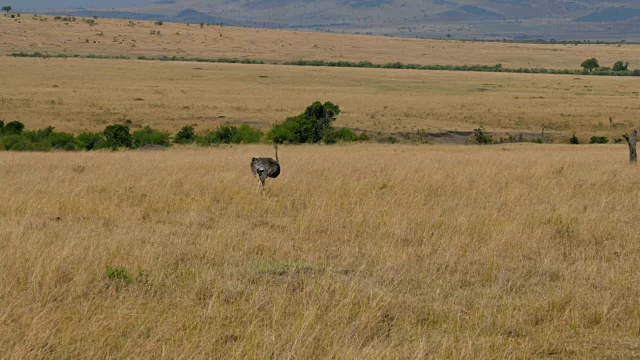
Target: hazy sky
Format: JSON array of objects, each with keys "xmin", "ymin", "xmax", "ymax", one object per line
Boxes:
[{"xmin": 13, "ymin": 0, "xmax": 149, "ymax": 9}]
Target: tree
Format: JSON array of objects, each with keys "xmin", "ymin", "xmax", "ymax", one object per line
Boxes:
[
  {"xmin": 303, "ymin": 101, "xmax": 340, "ymax": 141},
  {"xmin": 2, "ymin": 120, "xmax": 24, "ymax": 135},
  {"xmin": 268, "ymin": 101, "xmax": 341, "ymax": 144},
  {"xmin": 2, "ymin": 5, "xmax": 11, "ymax": 13},
  {"xmin": 612, "ymin": 61, "xmax": 629, "ymax": 72},
  {"xmin": 103, "ymin": 124, "xmax": 132, "ymax": 149},
  {"xmin": 581, "ymin": 58, "xmax": 600, "ymax": 72}
]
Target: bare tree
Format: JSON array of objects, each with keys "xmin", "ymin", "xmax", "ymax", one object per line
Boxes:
[{"xmin": 623, "ymin": 130, "xmax": 637, "ymax": 164}]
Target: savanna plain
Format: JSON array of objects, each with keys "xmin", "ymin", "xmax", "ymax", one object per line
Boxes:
[{"xmin": 2, "ymin": 13, "xmax": 640, "ymax": 359}]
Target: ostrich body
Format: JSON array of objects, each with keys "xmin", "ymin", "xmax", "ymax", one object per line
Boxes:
[{"xmin": 251, "ymin": 144, "xmax": 280, "ymax": 192}]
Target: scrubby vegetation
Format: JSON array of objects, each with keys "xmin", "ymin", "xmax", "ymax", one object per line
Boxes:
[
  {"xmin": 196, "ymin": 124, "xmax": 263, "ymax": 145},
  {"xmin": 473, "ymin": 127, "xmax": 493, "ymax": 145}
]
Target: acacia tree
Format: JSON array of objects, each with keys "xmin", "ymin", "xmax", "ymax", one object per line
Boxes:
[
  {"xmin": 2, "ymin": 5, "xmax": 11, "ymax": 13},
  {"xmin": 581, "ymin": 58, "xmax": 600, "ymax": 72}
]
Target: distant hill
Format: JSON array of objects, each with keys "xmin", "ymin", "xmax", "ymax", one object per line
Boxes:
[
  {"xmin": 18, "ymin": 0, "xmax": 640, "ymax": 41},
  {"xmin": 171, "ymin": 9, "xmax": 228, "ymax": 24},
  {"xmin": 436, "ymin": 5, "xmax": 502, "ymax": 21},
  {"xmin": 575, "ymin": 7, "xmax": 640, "ymax": 22}
]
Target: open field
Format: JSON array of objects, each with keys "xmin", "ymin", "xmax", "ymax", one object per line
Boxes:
[
  {"xmin": 2, "ymin": 14, "xmax": 640, "ymax": 70},
  {"xmin": 3, "ymin": 11, "xmax": 640, "ymax": 358},
  {"xmin": 1, "ymin": 56, "xmax": 639, "ymax": 138},
  {"xmin": 1, "ymin": 145, "xmax": 640, "ymax": 358}
]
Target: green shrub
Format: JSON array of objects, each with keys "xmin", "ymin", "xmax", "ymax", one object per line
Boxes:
[
  {"xmin": 196, "ymin": 124, "xmax": 234, "ymax": 145},
  {"xmin": 77, "ymin": 132, "xmax": 106, "ymax": 150},
  {"xmin": 49, "ymin": 131, "xmax": 77, "ymax": 150},
  {"xmin": 197, "ymin": 124, "xmax": 263, "ymax": 145},
  {"xmin": 213, "ymin": 124, "xmax": 235, "ymax": 143},
  {"xmin": 268, "ymin": 101, "xmax": 341, "ymax": 144},
  {"xmin": 474, "ymin": 128, "xmax": 492, "ymax": 144},
  {"xmin": 103, "ymin": 124, "xmax": 132, "ymax": 149},
  {"xmin": 195, "ymin": 130, "xmax": 216, "ymax": 146},
  {"xmin": 358, "ymin": 132, "xmax": 370, "ymax": 141},
  {"xmin": 322, "ymin": 128, "xmax": 338, "ymax": 144},
  {"xmin": 322, "ymin": 127, "xmax": 357, "ymax": 143},
  {"xmin": 132, "ymin": 126, "xmax": 171, "ymax": 148},
  {"xmin": 266, "ymin": 117, "xmax": 305, "ymax": 144},
  {"xmin": 1, "ymin": 126, "xmax": 78, "ymax": 151},
  {"xmin": 22, "ymin": 126, "xmax": 54, "ymax": 141},
  {"xmin": 589, "ymin": 136, "xmax": 608, "ymax": 144},
  {"xmin": 232, "ymin": 124, "xmax": 262, "ymax": 143},
  {"xmin": 105, "ymin": 266, "xmax": 133, "ymax": 284},
  {"xmin": 335, "ymin": 128, "xmax": 358, "ymax": 142},
  {"xmin": 612, "ymin": 61, "xmax": 629, "ymax": 72},
  {"xmin": 174, "ymin": 125, "xmax": 196, "ymax": 144},
  {"xmin": 2, "ymin": 120, "xmax": 24, "ymax": 135},
  {"xmin": 569, "ymin": 133, "xmax": 579, "ymax": 144},
  {"xmin": 0, "ymin": 134, "xmax": 31, "ymax": 150}
]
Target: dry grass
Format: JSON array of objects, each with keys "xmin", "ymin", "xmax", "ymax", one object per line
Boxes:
[
  {"xmin": 2, "ymin": 14, "xmax": 640, "ymax": 70},
  {"xmin": 1, "ymin": 144, "xmax": 640, "ymax": 358},
  {"xmin": 2, "ymin": 57, "xmax": 639, "ymax": 138},
  {"xmin": 2, "ymin": 12, "xmax": 640, "ymax": 358}
]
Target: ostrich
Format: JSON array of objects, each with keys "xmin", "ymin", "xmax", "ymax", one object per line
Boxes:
[{"xmin": 250, "ymin": 144, "xmax": 280, "ymax": 192}]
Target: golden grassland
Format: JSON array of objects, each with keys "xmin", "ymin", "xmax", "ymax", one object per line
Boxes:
[
  {"xmin": 2, "ymin": 12, "xmax": 640, "ymax": 358},
  {"xmin": 1, "ymin": 144, "xmax": 640, "ymax": 358},
  {"xmin": 2, "ymin": 57, "xmax": 640, "ymax": 138},
  {"xmin": 2, "ymin": 14, "xmax": 640, "ymax": 70}
]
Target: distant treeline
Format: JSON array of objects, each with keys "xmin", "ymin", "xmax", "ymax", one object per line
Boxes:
[
  {"xmin": 10, "ymin": 52, "xmax": 264, "ymax": 64},
  {"xmin": 10, "ymin": 52, "xmax": 640, "ymax": 77},
  {"xmin": 282, "ymin": 59, "xmax": 640, "ymax": 77}
]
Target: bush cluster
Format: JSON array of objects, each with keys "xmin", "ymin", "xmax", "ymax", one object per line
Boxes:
[
  {"xmin": 0, "ymin": 101, "xmax": 370, "ymax": 151},
  {"xmin": 0, "ymin": 122, "xmax": 78, "ymax": 151},
  {"xmin": 267, "ymin": 101, "xmax": 360, "ymax": 144},
  {"xmin": 0, "ymin": 121, "xmax": 171, "ymax": 151}
]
